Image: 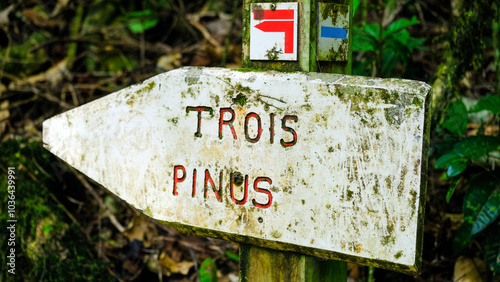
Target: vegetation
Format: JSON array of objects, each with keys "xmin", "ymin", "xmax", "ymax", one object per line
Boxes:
[
  {"xmin": 353, "ymin": 13, "xmax": 426, "ymax": 77},
  {"xmin": 0, "ymin": 0, "xmax": 499, "ymax": 281},
  {"xmin": 0, "ymin": 140, "xmax": 112, "ymax": 280}
]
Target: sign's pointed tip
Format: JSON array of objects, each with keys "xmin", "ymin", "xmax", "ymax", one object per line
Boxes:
[
  {"xmin": 42, "ymin": 111, "xmax": 77, "ymax": 162},
  {"xmin": 42, "ymin": 115, "xmax": 58, "ymax": 153}
]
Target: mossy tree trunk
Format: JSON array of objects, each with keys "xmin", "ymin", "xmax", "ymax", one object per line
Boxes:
[{"xmin": 432, "ymin": 0, "xmax": 499, "ymax": 114}]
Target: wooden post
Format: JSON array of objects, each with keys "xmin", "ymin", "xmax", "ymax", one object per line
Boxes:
[
  {"xmin": 240, "ymin": 0, "xmax": 352, "ymax": 280},
  {"xmin": 242, "ymin": 0, "xmax": 353, "ymax": 73},
  {"xmin": 240, "ymin": 245, "xmax": 347, "ymax": 281}
]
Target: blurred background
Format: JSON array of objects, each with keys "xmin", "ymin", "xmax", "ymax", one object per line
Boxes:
[{"xmin": 0, "ymin": 0, "xmax": 499, "ymax": 281}]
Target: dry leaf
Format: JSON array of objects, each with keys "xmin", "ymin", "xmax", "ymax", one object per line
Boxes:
[
  {"xmin": 23, "ymin": 119, "xmax": 39, "ymax": 137},
  {"xmin": 453, "ymin": 256, "xmax": 488, "ymax": 282},
  {"xmin": 157, "ymin": 53, "xmax": 182, "ymax": 71},
  {"xmin": 467, "ymin": 123, "xmax": 500, "ymax": 137},
  {"xmin": 443, "ymin": 213, "xmax": 464, "ymax": 230},
  {"xmin": 123, "ymin": 214, "xmax": 154, "ymax": 247},
  {"xmin": 0, "ymin": 4, "xmax": 15, "ymax": 25},
  {"xmin": 9, "ymin": 60, "xmax": 68, "ymax": 90},
  {"xmin": 51, "ymin": 0, "xmax": 70, "ymax": 17},
  {"xmin": 0, "ymin": 82, "xmax": 6, "ymax": 97},
  {"xmin": 190, "ymin": 53, "xmax": 211, "ymax": 66},
  {"xmin": 348, "ymin": 263, "xmax": 359, "ymax": 279},
  {"xmin": 175, "ymin": 261, "xmax": 195, "ymax": 275},
  {"xmin": 159, "ymin": 252, "xmax": 177, "ymax": 270},
  {"xmin": 21, "ymin": 8, "xmax": 60, "ymax": 28},
  {"xmin": 22, "ymin": 9, "xmax": 49, "ymax": 26},
  {"xmin": 0, "ymin": 100, "xmax": 9, "ymax": 120},
  {"xmin": 123, "ymin": 259, "xmax": 141, "ymax": 274},
  {"xmin": 0, "ymin": 100, "xmax": 9, "ymax": 136},
  {"xmin": 159, "ymin": 252, "xmax": 194, "ymax": 275}
]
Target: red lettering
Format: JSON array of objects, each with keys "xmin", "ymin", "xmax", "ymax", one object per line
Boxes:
[
  {"xmin": 244, "ymin": 112, "xmax": 262, "ymax": 143},
  {"xmin": 192, "ymin": 169, "xmax": 197, "ymax": 197},
  {"xmin": 173, "ymin": 165, "xmax": 274, "ymax": 208},
  {"xmin": 252, "ymin": 177, "xmax": 273, "ymax": 209},
  {"xmin": 204, "ymin": 170, "xmax": 223, "ymax": 202},
  {"xmin": 173, "ymin": 165, "xmax": 186, "ymax": 196},
  {"xmin": 230, "ymin": 173, "xmax": 248, "ymax": 205},
  {"xmin": 219, "ymin": 108, "xmax": 237, "ymax": 140},
  {"xmin": 269, "ymin": 113, "xmax": 275, "ymax": 144},
  {"xmin": 186, "ymin": 106, "xmax": 213, "ymax": 138},
  {"xmin": 280, "ymin": 115, "xmax": 298, "ymax": 147}
]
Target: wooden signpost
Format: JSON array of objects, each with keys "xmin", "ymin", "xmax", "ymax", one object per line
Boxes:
[{"xmin": 43, "ymin": 1, "xmax": 431, "ymax": 280}]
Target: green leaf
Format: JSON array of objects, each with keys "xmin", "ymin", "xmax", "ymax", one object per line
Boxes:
[
  {"xmin": 470, "ymin": 94, "xmax": 500, "ymax": 114},
  {"xmin": 406, "ymin": 37, "xmax": 427, "ymax": 51},
  {"xmin": 199, "ymin": 258, "xmax": 217, "ymax": 282},
  {"xmin": 462, "ymin": 174, "xmax": 499, "ymax": 237},
  {"xmin": 353, "ymin": 0, "xmax": 360, "ymax": 16},
  {"xmin": 471, "ymin": 186, "xmax": 500, "ymax": 236},
  {"xmin": 43, "ymin": 224, "xmax": 53, "ymax": 234},
  {"xmin": 352, "ymin": 32, "xmax": 377, "ymax": 51},
  {"xmin": 484, "ymin": 223, "xmax": 500, "ymax": 275},
  {"xmin": 447, "ymin": 160, "xmax": 467, "ymax": 177},
  {"xmin": 383, "ymin": 39, "xmax": 412, "ymax": 73},
  {"xmin": 454, "ymin": 136, "xmax": 500, "ymax": 160},
  {"xmin": 453, "ymin": 221, "xmax": 473, "ymax": 254},
  {"xmin": 352, "ymin": 58, "xmax": 374, "ymax": 76},
  {"xmin": 443, "ymin": 101, "xmax": 468, "ymax": 136},
  {"xmin": 384, "ymin": 16, "xmax": 419, "ymax": 38},
  {"xmin": 446, "ymin": 178, "xmax": 461, "ymax": 203},
  {"xmin": 126, "ymin": 10, "xmax": 159, "ymax": 33},
  {"xmin": 435, "ymin": 152, "xmax": 464, "ymax": 169},
  {"xmin": 128, "ymin": 18, "xmax": 159, "ymax": 33},
  {"xmin": 158, "ymin": 0, "xmax": 172, "ymax": 9},
  {"xmin": 127, "ymin": 10, "xmax": 153, "ymax": 18},
  {"xmin": 391, "ymin": 29, "xmax": 411, "ymax": 45},
  {"xmin": 364, "ymin": 24, "xmax": 380, "ymax": 39},
  {"xmin": 225, "ymin": 251, "xmax": 240, "ymax": 262},
  {"xmin": 381, "ymin": 48, "xmax": 399, "ymax": 77}
]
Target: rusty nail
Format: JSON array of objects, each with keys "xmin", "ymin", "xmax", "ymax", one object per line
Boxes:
[
  {"xmin": 270, "ymin": 3, "xmax": 276, "ymax": 11},
  {"xmin": 258, "ymin": 217, "xmax": 263, "ymax": 223}
]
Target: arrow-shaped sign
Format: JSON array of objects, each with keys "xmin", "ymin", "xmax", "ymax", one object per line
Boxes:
[
  {"xmin": 43, "ymin": 67, "xmax": 430, "ymax": 275},
  {"xmin": 254, "ymin": 21, "xmax": 294, "ymax": 53}
]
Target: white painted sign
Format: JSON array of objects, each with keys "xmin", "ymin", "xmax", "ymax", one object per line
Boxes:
[
  {"xmin": 250, "ymin": 3, "xmax": 298, "ymax": 61},
  {"xmin": 318, "ymin": 3, "xmax": 350, "ymax": 61},
  {"xmin": 43, "ymin": 67, "xmax": 430, "ymax": 274}
]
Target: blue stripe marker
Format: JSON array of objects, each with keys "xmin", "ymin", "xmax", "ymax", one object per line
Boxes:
[{"xmin": 321, "ymin": 26, "xmax": 347, "ymax": 39}]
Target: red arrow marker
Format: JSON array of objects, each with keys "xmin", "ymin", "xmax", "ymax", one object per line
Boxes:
[{"xmin": 254, "ymin": 21, "xmax": 294, "ymax": 54}]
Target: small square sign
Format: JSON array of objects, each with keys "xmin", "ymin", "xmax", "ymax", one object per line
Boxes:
[
  {"xmin": 317, "ymin": 3, "xmax": 350, "ymax": 61},
  {"xmin": 250, "ymin": 3, "xmax": 298, "ymax": 61}
]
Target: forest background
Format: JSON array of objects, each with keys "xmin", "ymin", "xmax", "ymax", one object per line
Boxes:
[{"xmin": 0, "ymin": 0, "xmax": 499, "ymax": 281}]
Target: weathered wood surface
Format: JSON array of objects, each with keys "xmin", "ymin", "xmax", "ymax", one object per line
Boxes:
[
  {"xmin": 239, "ymin": 245, "xmax": 347, "ymax": 281},
  {"xmin": 43, "ymin": 67, "xmax": 431, "ymax": 274}
]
